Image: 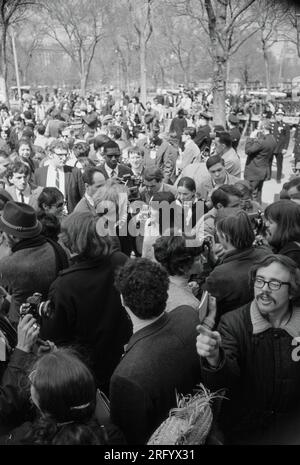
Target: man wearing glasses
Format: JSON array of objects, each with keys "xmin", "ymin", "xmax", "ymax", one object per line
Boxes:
[
  {"xmin": 196, "ymin": 254, "xmax": 300, "ymax": 444},
  {"xmin": 33, "ymin": 139, "xmax": 84, "ymax": 213},
  {"xmin": 97, "ymin": 140, "xmax": 132, "ymax": 180}
]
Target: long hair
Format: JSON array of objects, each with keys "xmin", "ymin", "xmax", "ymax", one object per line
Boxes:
[
  {"xmin": 93, "ymin": 179, "xmax": 128, "ymax": 225},
  {"xmin": 26, "ymin": 348, "xmax": 105, "ymax": 445},
  {"xmin": 61, "ymin": 212, "xmax": 111, "ymax": 259},
  {"xmin": 216, "ymin": 210, "xmax": 255, "ymax": 250},
  {"xmin": 264, "ymin": 200, "xmax": 300, "ymax": 251}
]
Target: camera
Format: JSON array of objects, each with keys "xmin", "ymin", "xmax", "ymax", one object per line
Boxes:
[
  {"xmin": 248, "ymin": 210, "xmax": 266, "ymax": 236},
  {"xmin": 20, "ymin": 292, "xmax": 54, "ymax": 324},
  {"xmin": 118, "ymin": 174, "xmax": 143, "ymax": 201}
]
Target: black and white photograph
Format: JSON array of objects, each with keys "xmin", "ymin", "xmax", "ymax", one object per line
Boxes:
[{"xmin": 0, "ymin": 0, "xmax": 300, "ymax": 450}]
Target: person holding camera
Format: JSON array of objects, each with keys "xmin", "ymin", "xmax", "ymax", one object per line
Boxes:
[
  {"xmin": 0, "ymin": 201, "xmax": 67, "ymax": 325},
  {"xmin": 0, "ymin": 312, "xmax": 43, "ymax": 435},
  {"xmin": 197, "ymin": 254, "xmax": 300, "ymax": 444}
]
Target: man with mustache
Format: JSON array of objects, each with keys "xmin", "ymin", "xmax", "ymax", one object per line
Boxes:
[{"xmin": 196, "ymin": 254, "xmax": 300, "ymax": 444}]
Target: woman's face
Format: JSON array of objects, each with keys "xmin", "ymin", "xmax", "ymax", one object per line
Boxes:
[
  {"xmin": 19, "ymin": 144, "xmax": 31, "ymax": 159},
  {"xmin": 177, "ymin": 186, "xmax": 195, "ymax": 204},
  {"xmin": 265, "ymin": 217, "xmax": 278, "ymax": 244}
]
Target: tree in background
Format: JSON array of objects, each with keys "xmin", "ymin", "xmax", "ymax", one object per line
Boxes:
[
  {"xmin": 170, "ymin": 0, "xmax": 261, "ymax": 125},
  {"xmin": 0, "ymin": 0, "xmax": 38, "ymax": 106},
  {"xmin": 41, "ymin": 0, "xmax": 110, "ymax": 96},
  {"xmin": 127, "ymin": 0, "xmax": 155, "ymax": 105}
]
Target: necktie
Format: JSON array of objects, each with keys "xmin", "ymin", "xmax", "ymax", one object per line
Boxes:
[
  {"xmin": 55, "ymin": 169, "xmax": 60, "ymax": 189},
  {"xmin": 111, "ymin": 169, "xmax": 116, "ymax": 178},
  {"xmin": 20, "ymin": 192, "xmax": 25, "ymax": 203}
]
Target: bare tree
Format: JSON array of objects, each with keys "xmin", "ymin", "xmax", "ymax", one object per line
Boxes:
[
  {"xmin": 253, "ymin": 0, "xmax": 290, "ymax": 100},
  {"xmin": 169, "ymin": 0, "xmax": 260, "ymax": 125},
  {"xmin": 41, "ymin": 0, "xmax": 110, "ymax": 96},
  {"xmin": 127, "ymin": 0, "xmax": 155, "ymax": 104},
  {"xmin": 0, "ymin": 0, "xmax": 38, "ymax": 105},
  {"xmin": 280, "ymin": 1, "xmax": 300, "ymax": 58}
]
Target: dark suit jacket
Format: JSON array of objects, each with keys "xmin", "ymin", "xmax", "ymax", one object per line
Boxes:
[
  {"xmin": 33, "ymin": 165, "xmax": 85, "ymax": 213},
  {"xmin": 244, "ymin": 134, "xmax": 277, "ymax": 181},
  {"xmin": 41, "ymin": 252, "xmax": 132, "ymax": 394},
  {"xmin": 270, "ymin": 121, "xmax": 290, "ymax": 154},
  {"xmin": 98, "ymin": 163, "xmax": 133, "ymax": 181},
  {"xmin": 109, "ymin": 306, "xmax": 201, "ymax": 444},
  {"xmin": 194, "ymin": 124, "xmax": 211, "ymax": 151},
  {"xmin": 73, "ymin": 195, "xmax": 96, "ymax": 215}
]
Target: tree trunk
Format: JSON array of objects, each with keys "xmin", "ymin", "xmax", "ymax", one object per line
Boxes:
[
  {"xmin": 140, "ymin": 34, "xmax": 147, "ymax": 105},
  {"xmin": 80, "ymin": 72, "xmax": 88, "ymax": 97},
  {"xmin": 263, "ymin": 44, "xmax": 271, "ymax": 101},
  {"xmin": 205, "ymin": 0, "xmax": 228, "ymax": 127},
  {"xmin": 212, "ymin": 56, "xmax": 226, "ymax": 126},
  {"xmin": 0, "ymin": 28, "xmax": 9, "ymax": 107}
]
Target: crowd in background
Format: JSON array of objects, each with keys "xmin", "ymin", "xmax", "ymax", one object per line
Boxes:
[{"xmin": 0, "ymin": 85, "xmax": 299, "ymax": 445}]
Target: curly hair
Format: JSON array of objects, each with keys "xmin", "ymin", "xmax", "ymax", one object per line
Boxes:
[
  {"xmin": 153, "ymin": 234, "xmax": 201, "ymax": 276},
  {"xmin": 114, "ymin": 258, "xmax": 169, "ymax": 319},
  {"xmin": 6, "ymin": 160, "xmax": 30, "ymax": 179}
]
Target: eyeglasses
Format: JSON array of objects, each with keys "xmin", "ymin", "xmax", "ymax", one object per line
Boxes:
[
  {"xmin": 254, "ymin": 277, "xmax": 290, "ymax": 291},
  {"xmin": 55, "ymin": 202, "xmax": 65, "ymax": 208},
  {"xmin": 54, "ymin": 152, "xmax": 68, "ymax": 158},
  {"xmin": 106, "ymin": 154, "xmax": 120, "ymax": 158}
]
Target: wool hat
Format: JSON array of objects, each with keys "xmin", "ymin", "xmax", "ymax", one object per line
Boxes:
[
  {"xmin": 275, "ymin": 108, "xmax": 285, "ymax": 115},
  {"xmin": 0, "ymin": 201, "xmax": 42, "ymax": 238}
]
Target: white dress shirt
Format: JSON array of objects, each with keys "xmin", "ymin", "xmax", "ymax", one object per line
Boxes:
[
  {"xmin": 46, "ymin": 165, "xmax": 66, "ymax": 197},
  {"xmin": 105, "ymin": 163, "xmax": 118, "ymax": 178}
]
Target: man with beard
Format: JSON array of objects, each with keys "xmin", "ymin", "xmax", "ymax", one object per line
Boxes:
[{"xmin": 196, "ymin": 254, "xmax": 300, "ymax": 444}]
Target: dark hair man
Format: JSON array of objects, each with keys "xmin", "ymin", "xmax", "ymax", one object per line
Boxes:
[
  {"xmin": 198, "ymin": 155, "xmax": 240, "ymax": 207},
  {"xmin": 97, "ymin": 140, "xmax": 132, "ymax": 180},
  {"xmin": 73, "ymin": 166, "xmax": 106, "ymax": 214},
  {"xmin": 111, "ymin": 258, "xmax": 201, "ymax": 444},
  {"xmin": 6, "ymin": 161, "xmax": 43, "ymax": 209}
]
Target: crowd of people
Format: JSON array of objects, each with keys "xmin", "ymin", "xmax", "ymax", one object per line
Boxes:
[{"xmin": 0, "ymin": 86, "xmax": 299, "ymax": 445}]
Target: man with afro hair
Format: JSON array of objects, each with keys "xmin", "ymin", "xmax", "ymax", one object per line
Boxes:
[{"xmin": 110, "ymin": 258, "xmax": 200, "ymax": 444}]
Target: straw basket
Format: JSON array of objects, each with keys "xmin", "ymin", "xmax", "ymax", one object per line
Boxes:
[{"xmin": 147, "ymin": 384, "xmax": 215, "ymax": 445}]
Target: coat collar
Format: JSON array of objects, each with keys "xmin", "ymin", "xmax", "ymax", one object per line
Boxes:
[
  {"xmin": 124, "ymin": 312, "xmax": 169, "ymax": 354},
  {"xmin": 60, "ymin": 254, "xmax": 110, "ymax": 275},
  {"xmin": 250, "ymin": 299, "xmax": 300, "ymax": 338}
]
